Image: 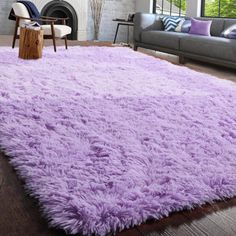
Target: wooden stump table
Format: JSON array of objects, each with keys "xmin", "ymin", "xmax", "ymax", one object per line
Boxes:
[{"xmin": 19, "ymin": 27, "xmax": 44, "ymax": 60}]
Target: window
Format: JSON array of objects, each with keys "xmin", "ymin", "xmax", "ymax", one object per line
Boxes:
[
  {"xmin": 201, "ymin": 0, "xmax": 236, "ymax": 18},
  {"xmin": 153, "ymin": 0, "xmax": 187, "ymax": 16}
]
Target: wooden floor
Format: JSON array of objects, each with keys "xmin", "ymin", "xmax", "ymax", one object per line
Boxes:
[{"xmin": 0, "ymin": 36, "xmax": 236, "ymax": 236}]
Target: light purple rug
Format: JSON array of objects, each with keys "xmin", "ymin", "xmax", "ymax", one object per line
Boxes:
[{"xmin": 0, "ymin": 46, "xmax": 236, "ymax": 236}]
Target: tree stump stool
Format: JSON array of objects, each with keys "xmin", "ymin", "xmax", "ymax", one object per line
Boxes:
[{"xmin": 19, "ymin": 28, "xmax": 44, "ymax": 60}]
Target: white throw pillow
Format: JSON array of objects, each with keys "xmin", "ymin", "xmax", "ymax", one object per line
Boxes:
[{"xmin": 175, "ymin": 19, "xmax": 185, "ymax": 32}]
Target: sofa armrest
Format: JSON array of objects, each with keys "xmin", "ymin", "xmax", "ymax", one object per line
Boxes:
[{"xmin": 134, "ymin": 13, "xmax": 163, "ymax": 42}]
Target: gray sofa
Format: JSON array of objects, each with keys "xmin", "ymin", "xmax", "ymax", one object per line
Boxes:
[{"xmin": 134, "ymin": 13, "xmax": 236, "ymax": 69}]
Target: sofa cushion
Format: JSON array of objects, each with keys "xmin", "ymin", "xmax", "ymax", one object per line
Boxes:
[
  {"xmin": 134, "ymin": 13, "xmax": 164, "ymax": 42},
  {"xmin": 141, "ymin": 31, "xmax": 187, "ymax": 50},
  {"xmin": 180, "ymin": 35, "xmax": 236, "ymax": 62},
  {"xmin": 224, "ymin": 19, "xmax": 236, "ymax": 30}
]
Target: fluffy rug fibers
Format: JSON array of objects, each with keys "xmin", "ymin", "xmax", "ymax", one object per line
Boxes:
[{"xmin": 0, "ymin": 47, "xmax": 236, "ymax": 236}]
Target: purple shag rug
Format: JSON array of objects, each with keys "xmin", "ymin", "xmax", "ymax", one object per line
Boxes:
[{"xmin": 0, "ymin": 46, "xmax": 236, "ymax": 236}]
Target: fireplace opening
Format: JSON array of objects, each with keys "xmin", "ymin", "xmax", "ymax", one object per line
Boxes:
[{"xmin": 41, "ymin": 1, "xmax": 78, "ymax": 40}]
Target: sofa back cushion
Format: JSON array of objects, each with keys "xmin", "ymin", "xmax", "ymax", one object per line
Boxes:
[
  {"xmin": 134, "ymin": 13, "xmax": 164, "ymax": 42},
  {"xmin": 153, "ymin": 16, "xmax": 164, "ymax": 31},
  {"xmin": 224, "ymin": 19, "xmax": 236, "ymax": 30}
]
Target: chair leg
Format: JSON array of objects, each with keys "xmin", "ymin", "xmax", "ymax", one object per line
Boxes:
[
  {"xmin": 64, "ymin": 36, "xmax": 68, "ymax": 50},
  {"xmin": 12, "ymin": 18, "xmax": 19, "ymax": 49},
  {"xmin": 62, "ymin": 19, "xmax": 68, "ymax": 50},
  {"xmin": 12, "ymin": 34, "xmax": 17, "ymax": 49},
  {"xmin": 50, "ymin": 22, "xmax": 56, "ymax": 52},
  {"xmin": 113, "ymin": 23, "xmax": 120, "ymax": 44},
  {"xmin": 52, "ymin": 36, "xmax": 56, "ymax": 52}
]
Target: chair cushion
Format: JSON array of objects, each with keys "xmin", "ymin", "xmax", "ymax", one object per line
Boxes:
[
  {"xmin": 12, "ymin": 3, "xmax": 31, "ymax": 26},
  {"xmin": 141, "ymin": 31, "xmax": 187, "ymax": 50},
  {"xmin": 17, "ymin": 25, "xmax": 72, "ymax": 38},
  {"xmin": 180, "ymin": 35, "xmax": 236, "ymax": 62},
  {"xmin": 41, "ymin": 25, "xmax": 72, "ymax": 38}
]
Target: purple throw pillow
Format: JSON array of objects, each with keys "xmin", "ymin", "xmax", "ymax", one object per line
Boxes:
[{"xmin": 189, "ymin": 18, "xmax": 212, "ymax": 36}]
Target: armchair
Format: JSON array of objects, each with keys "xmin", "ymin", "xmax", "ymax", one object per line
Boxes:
[{"xmin": 12, "ymin": 2, "xmax": 72, "ymax": 52}]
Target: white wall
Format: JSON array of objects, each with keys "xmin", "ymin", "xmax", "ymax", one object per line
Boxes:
[
  {"xmin": 135, "ymin": 0, "xmax": 153, "ymax": 13},
  {"xmin": 186, "ymin": 0, "xmax": 201, "ymax": 17},
  {"xmin": 92, "ymin": 0, "xmax": 136, "ymax": 42},
  {"xmin": 0, "ymin": 0, "xmax": 15, "ymax": 35}
]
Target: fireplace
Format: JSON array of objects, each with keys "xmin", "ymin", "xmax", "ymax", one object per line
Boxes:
[
  {"xmin": 41, "ymin": 1, "xmax": 78, "ymax": 40},
  {"xmin": 30, "ymin": 0, "xmax": 90, "ymax": 41}
]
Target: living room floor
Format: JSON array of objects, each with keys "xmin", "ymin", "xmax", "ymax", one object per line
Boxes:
[
  {"xmin": 0, "ymin": 36, "xmax": 236, "ymax": 236},
  {"xmin": 0, "ymin": 35, "xmax": 235, "ymax": 82}
]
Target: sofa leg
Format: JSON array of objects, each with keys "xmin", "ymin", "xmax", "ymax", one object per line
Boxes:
[
  {"xmin": 179, "ymin": 55, "xmax": 185, "ymax": 64},
  {"xmin": 134, "ymin": 45, "xmax": 138, "ymax": 51}
]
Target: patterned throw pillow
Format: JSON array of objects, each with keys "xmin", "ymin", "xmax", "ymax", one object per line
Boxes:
[
  {"xmin": 221, "ymin": 25, "xmax": 236, "ymax": 39},
  {"xmin": 162, "ymin": 16, "xmax": 183, "ymax": 32}
]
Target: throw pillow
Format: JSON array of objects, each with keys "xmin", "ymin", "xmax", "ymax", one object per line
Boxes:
[
  {"xmin": 189, "ymin": 18, "xmax": 212, "ymax": 36},
  {"xmin": 162, "ymin": 16, "xmax": 183, "ymax": 32},
  {"xmin": 175, "ymin": 19, "xmax": 185, "ymax": 32},
  {"xmin": 181, "ymin": 20, "xmax": 192, "ymax": 33},
  {"xmin": 221, "ymin": 25, "xmax": 236, "ymax": 39}
]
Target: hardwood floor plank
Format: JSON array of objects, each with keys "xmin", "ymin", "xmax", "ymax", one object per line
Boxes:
[
  {"xmin": 188, "ymin": 199, "xmax": 236, "ymax": 235},
  {"xmin": 182, "ymin": 209, "xmax": 230, "ymax": 236},
  {"xmin": 136, "ymin": 212, "xmax": 208, "ymax": 236},
  {"xmin": 136, "ymin": 200, "xmax": 236, "ymax": 236},
  {"xmin": 116, "ymin": 227, "xmax": 142, "ymax": 236}
]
